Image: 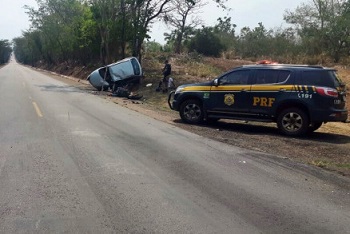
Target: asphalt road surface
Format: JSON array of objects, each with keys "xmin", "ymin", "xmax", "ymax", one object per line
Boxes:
[{"xmin": 1, "ymin": 60, "xmax": 350, "ymax": 233}]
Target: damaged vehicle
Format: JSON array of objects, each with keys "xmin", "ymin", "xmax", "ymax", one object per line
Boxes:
[{"xmin": 87, "ymin": 57, "xmax": 143, "ymax": 92}]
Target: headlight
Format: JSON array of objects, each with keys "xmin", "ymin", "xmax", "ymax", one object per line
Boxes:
[{"xmin": 175, "ymin": 87, "xmax": 185, "ymax": 94}]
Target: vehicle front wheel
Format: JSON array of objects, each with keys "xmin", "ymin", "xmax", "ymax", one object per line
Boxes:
[
  {"xmin": 277, "ymin": 108, "xmax": 309, "ymax": 136},
  {"xmin": 179, "ymin": 99, "xmax": 204, "ymax": 124}
]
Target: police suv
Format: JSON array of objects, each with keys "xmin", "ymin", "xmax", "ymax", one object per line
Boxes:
[{"xmin": 168, "ymin": 63, "xmax": 348, "ymax": 136}]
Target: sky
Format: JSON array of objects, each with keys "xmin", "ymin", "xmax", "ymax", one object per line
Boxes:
[
  {"xmin": 0, "ymin": 0, "xmax": 307, "ymax": 44},
  {"xmin": 0, "ymin": 0, "xmax": 38, "ymax": 41},
  {"xmin": 150, "ymin": 0, "xmax": 307, "ymax": 44}
]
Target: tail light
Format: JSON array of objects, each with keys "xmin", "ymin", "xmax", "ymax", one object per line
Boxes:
[{"xmin": 315, "ymin": 87, "xmax": 339, "ymax": 98}]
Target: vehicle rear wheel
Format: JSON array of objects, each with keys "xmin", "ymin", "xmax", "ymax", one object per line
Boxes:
[
  {"xmin": 308, "ymin": 122, "xmax": 323, "ymax": 133},
  {"xmin": 179, "ymin": 99, "xmax": 204, "ymax": 124},
  {"xmin": 277, "ymin": 108, "xmax": 309, "ymax": 136}
]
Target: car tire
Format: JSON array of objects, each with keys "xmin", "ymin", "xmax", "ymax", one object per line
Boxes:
[
  {"xmin": 179, "ymin": 99, "xmax": 204, "ymax": 124},
  {"xmin": 308, "ymin": 122, "xmax": 322, "ymax": 133},
  {"xmin": 277, "ymin": 108, "xmax": 309, "ymax": 136}
]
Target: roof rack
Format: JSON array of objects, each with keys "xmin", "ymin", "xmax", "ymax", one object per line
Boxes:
[
  {"xmin": 276, "ymin": 64, "xmax": 323, "ymax": 68},
  {"xmin": 243, "ymin": 64, "xmax": 324, "ymax": 69}
]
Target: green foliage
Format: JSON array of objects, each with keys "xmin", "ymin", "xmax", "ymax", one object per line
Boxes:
[
  {"xmin": 15, "ymin": 0, "xmax": 177, "ymax": 66},
  {"xmin": 0, "ymin": 40, "xmax": 12, "ymax": 64},
  {"xmin": 213, "ymin": 17, "xmax": 237, "ymax": 51},
  {"xmin": 12, "ymin": 0, "xmax": 350, "ymax": 70},
  {"xmin": 144, "ymin": 41, "xmax": 163, "ymax": 52},
  {"xmin": 17, "ymin": 0, "xmax": 100, "ymax": 65},
  {"xmin": 163, "ymin": 0, "xmax": 205, "ymax": 54},
  {"xmin": 236, "ymin": 23, "xmax": 274, "ymax": 58},
  {"xmin": 284, "ymin": 0, "xmax": 350, "ymax": 62},
  {"xmin": 188, "ymin": 27, "xmax": 225, "ymax": 57}
]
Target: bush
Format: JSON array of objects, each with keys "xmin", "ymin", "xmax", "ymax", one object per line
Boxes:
[{"xmin": 187, "ymin": 28, "xmax": 225, "ymax": 57}]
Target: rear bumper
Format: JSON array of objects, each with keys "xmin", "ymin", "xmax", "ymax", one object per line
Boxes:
[{"xmin": 311, "ymin": 109, "xmax": 348, "ymax": 122}]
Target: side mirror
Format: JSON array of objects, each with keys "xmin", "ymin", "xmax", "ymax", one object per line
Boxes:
[{"xmin": 214, "ymin": 78, "xmax": 219, "ymax": 86}]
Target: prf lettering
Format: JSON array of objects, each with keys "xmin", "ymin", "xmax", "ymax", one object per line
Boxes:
[{"xmin": 253, "ymin": 97, "xmax": 275, "ymax": 107}]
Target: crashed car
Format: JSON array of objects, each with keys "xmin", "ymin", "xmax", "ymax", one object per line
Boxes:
[{"xmin": 87, "ymin": 57, "xmax": 143, "ymax": 91}]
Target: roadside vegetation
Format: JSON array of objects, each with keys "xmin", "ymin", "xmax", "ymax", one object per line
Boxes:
[
  {"xmin": 0, "ymin": 40, "xmax": 12, "ymax": 65},
  {"xmin": 10, "ymin": 0, "xmax": 350, "ymax": 68}
]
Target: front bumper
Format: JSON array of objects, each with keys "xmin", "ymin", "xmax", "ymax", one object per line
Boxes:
[{"xmin": 168, "ymin": 91, "xmax": 175, "ymax": 110}]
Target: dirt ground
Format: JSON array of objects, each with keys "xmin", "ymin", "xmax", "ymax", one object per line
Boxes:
[{"xmin": 34, "ymin": 58, "xmax": 350, "ymax": 178}]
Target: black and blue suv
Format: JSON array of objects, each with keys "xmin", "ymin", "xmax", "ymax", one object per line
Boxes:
[{"xmin": 168, "ymin": 63, "xmax": 348, "ymax": 136}]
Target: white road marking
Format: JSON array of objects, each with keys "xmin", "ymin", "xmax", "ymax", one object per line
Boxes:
[{"xmin": 71, "ymin": 130, "xmax": 100, "ymax": 137}]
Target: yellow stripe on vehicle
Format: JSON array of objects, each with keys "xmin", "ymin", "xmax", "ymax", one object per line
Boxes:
[
  {"xmin": 250, "ymin": 85, "xmax": 295, "ymax": 91},
  {"xmin": 183, "ymin": 85, "xmax": 298, "ymax": 92},
  {"xmin": 183, "ymin": 86, "xmax": 212, "ymax": 91}
]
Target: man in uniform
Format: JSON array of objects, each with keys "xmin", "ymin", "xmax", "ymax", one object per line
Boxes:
[{"xmin": 156, "ymin": 60, "xmax": 171, "ymax": 93}]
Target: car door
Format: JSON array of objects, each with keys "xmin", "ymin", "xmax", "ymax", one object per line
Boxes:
[
  {"xmin": 250, "ymin": 69, "xmax": 292, "ymax": 116},
  {"xmin": 207, "ymin": 69, "xmax": 252, "ymax": 115}
]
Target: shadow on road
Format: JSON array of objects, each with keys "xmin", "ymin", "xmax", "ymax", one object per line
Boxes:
[
  {"xmin": 37, "ymin": 84, "xmax": 92, "ymax": 93},
  {"xmin": 173, "ymin": 119, "xmax": 350, "ymax": 144}
]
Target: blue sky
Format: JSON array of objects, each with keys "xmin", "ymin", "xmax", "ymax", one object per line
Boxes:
[{"xmin": 0, "ymin": 0, "xmax": 307, "ymax": 43}]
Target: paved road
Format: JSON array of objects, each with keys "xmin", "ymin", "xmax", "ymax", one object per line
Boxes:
[{"xmin": 0, "ymin": 60, "xmax": 350, "ymax": 233}]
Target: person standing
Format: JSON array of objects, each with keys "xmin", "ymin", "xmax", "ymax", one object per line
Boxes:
[{"xmin": 157, "ymin": 60, "xmax": 171, "ymax": 93}]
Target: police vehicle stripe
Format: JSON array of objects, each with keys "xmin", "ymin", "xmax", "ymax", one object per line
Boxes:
[{"xmin": 182, "ymin": 85, "xmax": 311, "ymax": 93}]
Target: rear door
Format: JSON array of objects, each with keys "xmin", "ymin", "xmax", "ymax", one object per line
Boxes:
[
  {"xmin": 250, "ymin": 69, "xmax": 292, "ymax": 116},
  {"xmin": 299, "ymin": 70, "xmax": 347, "ymax": 110}
]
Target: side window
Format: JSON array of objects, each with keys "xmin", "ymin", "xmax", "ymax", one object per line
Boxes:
[
  {"xmin": 220, "ymin": 70, "xmax": 250, "ymax": 85},
  {"xmin": 255, "ymin": 70, "xmax": 291, "ymax": 84},
  {"xmin": 300, "ymin": 71, "xmax": 334, "ymax": 87}
]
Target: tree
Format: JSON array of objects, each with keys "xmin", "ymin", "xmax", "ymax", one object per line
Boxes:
[
  {"xmin": 188, "ymin": 27, "xmax": 224, "ymax": 57},
  {"xmin": 284, "ymin": 0, "xmax": 350, "ymax": 62},
  {"xmin": 163, "ymin": 0, "xmax": 206, "ymax": 53},
  {"xmin": 164, "ymin": 26, "xmax": 196, "ymax": 52},
  {"xmin": 0, "ymin": 40, "xmax": 12, "ymax": 64},
  {"xmin": 25, "ymin": 0, "xmax": 93, "ymax": 64},
  {"xmin": 89, "ymin": 0, "xmax": 121, "ymax": 64},
  {"xmin": 237, "ymin": 22, "xmax": 272, "ymax": 58},
  {"xmin": 16, "ymin": 0, "xmax": 228, "ymax": 67},
  {"xmin": 213, "ymin": 16, "xmax": 237, "ymax": 52},
  {"xmin": 128, "ymin": 0, "xmax": 171, "ymax": 62}
]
